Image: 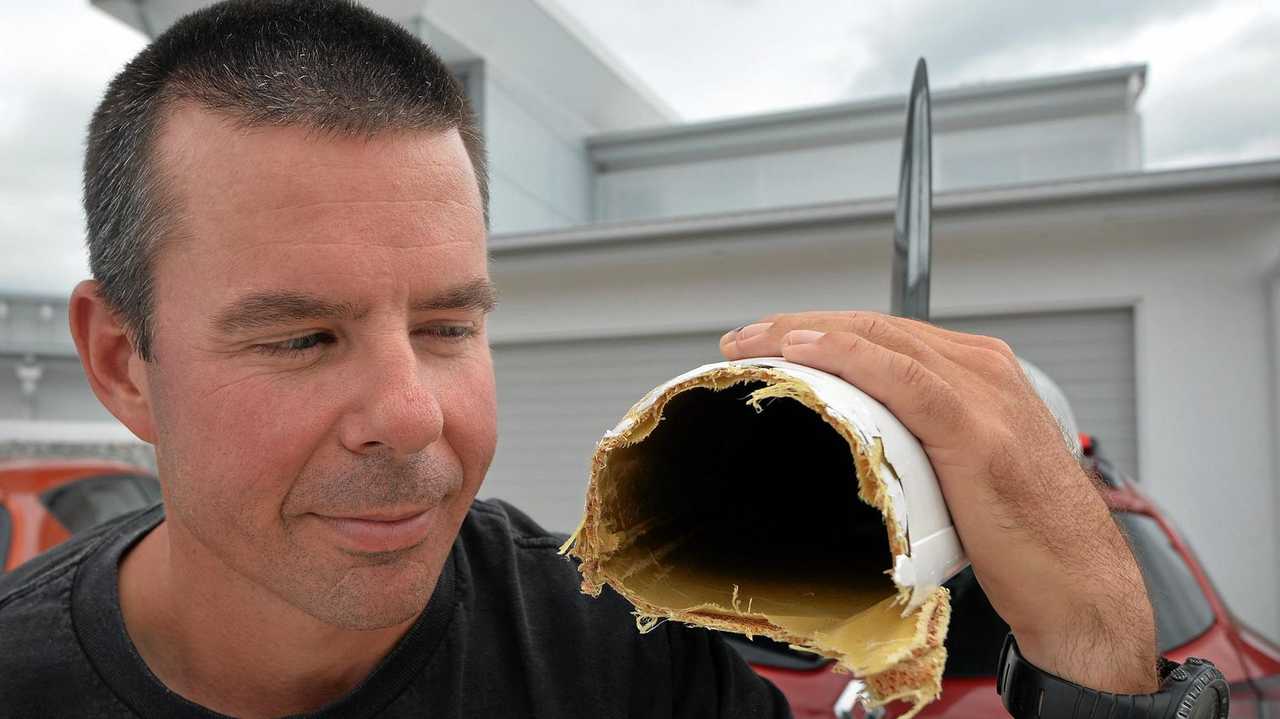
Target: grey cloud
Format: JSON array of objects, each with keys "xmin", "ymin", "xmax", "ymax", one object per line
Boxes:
[
  {"xmin": 844, "ymin": 0, "xmax": 1210, "ymax": 95},
  {"xmin": 0, "ymin": 82, "xmax": 94, "ymax": 191},
  {"xmin": 1142, "ymin": 13, "xmax": 1280, "ymax": 165},
  {"xmin": 0, "ymin": 0, "xmax": 142, "ymax": 294},
  {"xmin": 0, "ymin": 79, "xmax": 101, "ymax": 293},
  {"xmin": 3, "ymin": 0, "xmax": 1278, "ymax": 294},
  {"xmin": 828, "ymin": 0, "xmax": 1279, "ymax": 167}
]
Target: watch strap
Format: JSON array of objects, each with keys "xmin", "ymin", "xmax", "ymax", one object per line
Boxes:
[{"xmin": 996, "ymin": 633, "xmax": 1229, "ymax": 718}]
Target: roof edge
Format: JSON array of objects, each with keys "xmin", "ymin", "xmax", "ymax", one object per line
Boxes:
[
  {"xmin": 591, "ymin": 63, "xmax": 1147, "ymax": 151},
  {"xmin": 490, "ymin": 158, "xmax": 1280, "ymax": 255}
]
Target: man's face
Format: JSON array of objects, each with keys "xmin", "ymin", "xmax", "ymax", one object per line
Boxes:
[{"xmin": 141, "ymin": 105, "xmax": 496, "ymax": 630}]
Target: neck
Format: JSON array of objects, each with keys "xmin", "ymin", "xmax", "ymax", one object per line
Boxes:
[{"xmin": 119, "ymin": 518, "xmax": 419, "ymax": 718}]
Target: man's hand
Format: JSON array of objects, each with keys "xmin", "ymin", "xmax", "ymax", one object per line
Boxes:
[{"xmin": 720, "ymin": 311, "xmax": 1158, "ymax": 693}]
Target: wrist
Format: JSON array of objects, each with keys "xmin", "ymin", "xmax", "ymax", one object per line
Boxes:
[
  {"xmin": 1005, "ymin": 530, "xmax": 1158, "ymax": 693},
  {"xmin": 1012, "ymin": 618, "xmax": 1158, "ymax": 693},
  {"xmin": 999, "ymin": 634, "xmax": 1230, "ymax": 719}
]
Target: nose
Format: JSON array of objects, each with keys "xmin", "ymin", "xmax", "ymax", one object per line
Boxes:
[{"xmin": 338, "ymin": 337, "xmax": 444, "ymax": 458}]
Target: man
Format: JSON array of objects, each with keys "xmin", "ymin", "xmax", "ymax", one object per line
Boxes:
[{"xmin": 0, "ymin": 1, "xmax": 1158, "ymax": 716}]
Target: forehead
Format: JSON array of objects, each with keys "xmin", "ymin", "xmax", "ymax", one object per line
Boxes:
[
  {"xmin": 154, "ymin": 102, "xmax": 481, "ymax": 250},
  {"xmin": 149, "ymin": 103, "xmax": 486, "ymax": 294}
]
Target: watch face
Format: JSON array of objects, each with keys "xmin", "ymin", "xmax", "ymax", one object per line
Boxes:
[{"xmin": 1186, "ymin": 685, "xmax": 1228, "ymax": 719}]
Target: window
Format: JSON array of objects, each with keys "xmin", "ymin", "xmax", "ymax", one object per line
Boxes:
[
  {"xmin": 40, "ymin": 474, "xmax": 161, "ymax": 535},
  {"xmin": 449, "ymin": 60, "xmax": 485, "ymax": 129},
  {"xmin": 1113, "ymin": 512, "xmax": 1216, "ymax": 651},
  {"xmin": 942, "ymin": 511, "xmax": 1217, "ymax": 677},
  {"xmin": 940, "ymin": 566, "xmax": 1010, "ymax": 676}
]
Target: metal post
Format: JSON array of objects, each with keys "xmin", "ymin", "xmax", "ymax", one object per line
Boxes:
[{"xmin": 890, "ymin": 59, "xmax": 933, "ymax": 321}]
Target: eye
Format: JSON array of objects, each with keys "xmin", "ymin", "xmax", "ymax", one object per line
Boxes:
[
  {"xmin": 253, "ymin": 332, "xmax": 335, "ymax": 357},
  {"xmin": 420, "ymin": 324, "xmax": 479, "ymax": 342}
]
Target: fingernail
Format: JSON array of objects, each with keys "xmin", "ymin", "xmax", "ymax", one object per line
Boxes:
[
  {"xmin": 736, "ymin": 322, "xmax": 773, "ymax": 341},
  {"xmin": 783, "ymin": 330, "xmax": 824, "ymax": 346},
  {"xmin": 720, "ymin": 324, "xmax": 746, "ymax": 343}
]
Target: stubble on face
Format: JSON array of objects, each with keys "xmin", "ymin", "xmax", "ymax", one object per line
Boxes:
[
  {"xmin": 141, "ymin": 103, "xmax": 496, "ymax": 634},
  {"xmin": 279, "ymin": 452, "xmax": 461, "ymax": 629}
]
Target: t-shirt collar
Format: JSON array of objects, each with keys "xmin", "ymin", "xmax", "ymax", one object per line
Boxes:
[{"xmin": 71, "ymin": 503, "xmax": 459, "ymax": 718}]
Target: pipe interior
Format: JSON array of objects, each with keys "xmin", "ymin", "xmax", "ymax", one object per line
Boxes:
[{"xmin": 598, "ymin": 381, "xmax": 896, "ymax": 617}]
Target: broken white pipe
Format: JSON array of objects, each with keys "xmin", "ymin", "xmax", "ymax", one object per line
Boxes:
[
  {"xmin": 609, "ymin": 355, "xmax": 1080, "ymax": 615},
  {"xmin": 601, "ymin": 356, "xmax": 957, "ymax": 613}
]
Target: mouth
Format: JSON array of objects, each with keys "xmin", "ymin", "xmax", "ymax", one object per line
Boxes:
[{"xmin": 312, "ymin": 507, "xmax": 437, "ymax": 554}]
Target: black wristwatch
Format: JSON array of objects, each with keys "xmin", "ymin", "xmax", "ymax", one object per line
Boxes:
[{"xmin": 997, "ymin": 633, "xmax": 1229, "ymax": 718}]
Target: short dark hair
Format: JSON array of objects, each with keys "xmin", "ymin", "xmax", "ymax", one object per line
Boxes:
[{"xmin": 83, "ymin": 0, "xmax": 487, "ymax": 361}]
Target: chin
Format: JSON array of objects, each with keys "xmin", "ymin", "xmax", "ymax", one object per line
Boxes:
[
  {"xmin": 275, "ymin": 488, "xmax": 470, "ymax": 631},
  {"xmin": 302, "ymin": 556, "xmax": 442, "ymax": 631},
  {"xmin": 323, "ymin": 600, "xmax": 428, "ymax": 632}
]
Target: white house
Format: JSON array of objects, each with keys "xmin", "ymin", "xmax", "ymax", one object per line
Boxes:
[{"xmin": 2, "ymin": 0, "xmax": 1274, "ymax": 640}]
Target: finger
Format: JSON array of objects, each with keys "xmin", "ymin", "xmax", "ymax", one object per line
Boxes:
[
  {"xmin": 758, "ymin": 310, "xmax": 1015, "ymax": 355},
  {"xmin": 720, "ymin": 311, "xmax": 868, "ymax": 359},
  {"xmin": 721, "ymin": 312, "xmax": 1020, "ymax": 391},
  {"xmin": 891, "ymin": 315, "xmax": 1018, "ymax": 358},
  {"xmin": 730, "ymin": 310, "xmax": 1019, "ymax": 380},
  {"xmin": 800, "ymin": 310, "xmax": 1016, "ymax": 355},
  {"xmin": 733, "ymin": 313, "xmax": 956, "ymax": 375},
  {"xmin": 720, "ymin": 321, "xmax": 764, "ymax": 359},
  {"xmin": 882, "ymin": 316, "xmax": 1023, "ymax": 382},
  {"xmin": 779, "ymin": 330, "xmax": 968, "ymax": 447}
]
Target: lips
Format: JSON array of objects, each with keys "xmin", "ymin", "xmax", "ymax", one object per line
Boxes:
[{"xmin": 314, "ymin": 507, "xmax": 436, "ymax": 553}]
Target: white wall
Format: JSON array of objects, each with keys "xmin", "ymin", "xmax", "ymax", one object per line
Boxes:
[
  {"xmin": 484, "ymin": 67, "xmax": 595, "ymax": 234},
  {"xmin": 0, "ymin": 355, "xmax": 112, "ymax": 422},
  {"xmin": 0, "ymin": 298, "xmax": 73, "ymax": 356},
  {"xmin": 595, "ymin": 139, "xmax": 901, "ymax": 222},
  {"xmin": 0, "ymin": 297, "xmax": 104, "ymax": 423},
  {"xmin": 489, "ymin": 183, "xmax": 1280, "ymax": 640},
  {"xmin": 936, "ymin": 112, "xmax": 1140, "ymax": 189},
  {"xmin": 594, "ymin": 113, "xmax": 1140, "ymax": 223}
]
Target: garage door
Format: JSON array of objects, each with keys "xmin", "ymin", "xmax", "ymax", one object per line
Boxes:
[
  {"xmin": 940, "ymin": 309, "xmax": 1137, "ymax": 481},
  {"xmin": 487, "ymin": 308, "xmax": 1136, "ymax": 532}
]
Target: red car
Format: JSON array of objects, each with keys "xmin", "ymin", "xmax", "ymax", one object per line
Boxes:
[
  {"xmin": 0, "ymin": 458, "xmax": 160, "ymax": 574},
  {"xmin": 730, "ymin": 435, "xmax": 1280, "ymax": 717}
]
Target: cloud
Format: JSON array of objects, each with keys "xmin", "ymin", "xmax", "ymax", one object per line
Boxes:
[
  {"xmin": 548, "ymin": 0, "xmax": 881, "ymax": 121},
  {"xmin": 554, "ymin": 0, "xmax": 1280, "ymax": 168},
  {"xmin": 0, "ymin": 0, "xmax": 144, "ymax": 295},
  {"xmin": 839, "ymin": 0, "xmax": 1208, "ymax": 94},
  {"xmin": 1137, "ymin": 6, "xmax": 1280, "ymax": 166},
  {"xmin": 2, "ymin": 0, "xmax": 1278, "ymax": 294}
]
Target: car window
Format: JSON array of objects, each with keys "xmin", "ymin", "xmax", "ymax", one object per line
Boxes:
[
  {"xmin": 941, "ymin": 566, "xmax": 1011, "ymax": 676},
  {"xmin": 942, "ymin": 511, "xmax": 1217, "ymax": 677},
  {"xmin": 1113, "ymin": 512, "xmax": 1216, "ymax": 651},
  {"xmin": 39, "ymin": 474, "xmax": 162, "ymax": 535}
]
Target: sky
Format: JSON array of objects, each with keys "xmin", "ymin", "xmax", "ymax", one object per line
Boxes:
[{"xmin": 1, "ymin": 0, "xmax": 1278, "ymax": 296}]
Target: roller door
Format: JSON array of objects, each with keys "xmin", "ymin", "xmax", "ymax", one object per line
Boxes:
[{"xmin": 487, "ymin": 308, "xmax": 1136, "ymax": 531}]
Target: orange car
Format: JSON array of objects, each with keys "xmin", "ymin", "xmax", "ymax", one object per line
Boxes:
[{"xmin": 0, "ymin": 458, "xmax": 160, "ymax": 573}]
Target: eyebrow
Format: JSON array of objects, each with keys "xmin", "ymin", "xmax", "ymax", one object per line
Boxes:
[
  {"xmin": 410, "ymin": 277, "xmax": 499, "ymax": 314},
  {"xmin": 213, "ymin": 278, "xmax": 499, "ymax": 335}
]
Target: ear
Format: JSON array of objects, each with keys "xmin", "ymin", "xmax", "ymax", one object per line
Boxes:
[{"xmin": 68, "ymin": 280, "xmax": 157, "ymax": 443}]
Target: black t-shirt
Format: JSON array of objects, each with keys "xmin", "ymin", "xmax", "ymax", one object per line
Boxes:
[{"xmin": 0, "ymin": 499, "xmax": 791, "ymax": 718}]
